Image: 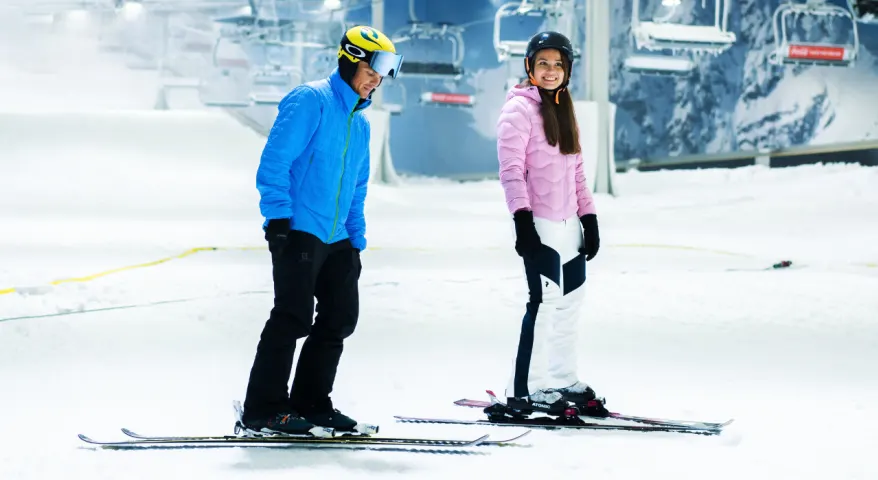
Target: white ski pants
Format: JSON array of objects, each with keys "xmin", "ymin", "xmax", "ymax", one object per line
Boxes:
[{"xmin": 507, "ymin": 215, "xmax": 587, "ymax": 398}]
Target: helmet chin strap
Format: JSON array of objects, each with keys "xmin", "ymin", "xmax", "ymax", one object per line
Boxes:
[{"xmin": 524, "ymin": 57, "xmax": 567, "ymax": 105}]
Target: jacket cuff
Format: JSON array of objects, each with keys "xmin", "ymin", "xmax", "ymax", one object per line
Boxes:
[{"xmin": 350, "ymin": 236, "xmax": 366, "ymax": 251}]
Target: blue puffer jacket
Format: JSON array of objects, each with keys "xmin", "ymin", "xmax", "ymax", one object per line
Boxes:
[{"xmin": 256, "ymin": 67, "xmax": 371, "ymax": 251}]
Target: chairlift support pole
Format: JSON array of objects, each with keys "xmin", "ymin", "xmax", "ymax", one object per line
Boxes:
[
  {"xmin": 155, "ymin": 12, "xmax": 171, "ymax": 110},
  {"xmin": 371, "ymin": 0, "xmax": 384, "ymax": 110},
  {"xmin": 290, "ymin": 21, "xmax": 306, "ymax": 80},
  {"xmin": 584, "ymin": 0, "xmax": 614, "ymax": 195}
]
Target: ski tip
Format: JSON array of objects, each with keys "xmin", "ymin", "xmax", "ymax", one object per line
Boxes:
[
  {"xmin": 486, "ymin": 429, "xmax": 533, "ymax": 444},
  {"xmin": 78, "ymin": 434, "xmax": 97, "ymax": 444},
  {"xmin": 720, "ymin": 418, "xmax": 735, "ymax": 427},
  {"xmin": 120, "ymin": 428, "xmax": 138, "ymax": 438},
  {"xmin": 469, "ymin": 434, "xmax": 491, "ymax": 446}
]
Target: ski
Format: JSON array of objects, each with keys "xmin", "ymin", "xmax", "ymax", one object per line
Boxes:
[
  {"xmin": 453, "ymin": 390, "xmax": 733, "ymax": 432},
  {"xmin": 77, "ymin": 432, "xmax": 491, "ymax": 452},
  {"xmin": 77, "ymin": 398, "xmax": 528, "ymax": 452},
  {"xmin": 394, "ymin": 415, "xmax": 721, "ymax": 436},
  {"xmin": 118, "ymin": 428, "xmax": 531, "ymax": 446}
]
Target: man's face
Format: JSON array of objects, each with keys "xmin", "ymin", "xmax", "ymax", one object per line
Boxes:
[{"xmin": 351, "ymin": 60, "xmax": 382, "ymax": 99}]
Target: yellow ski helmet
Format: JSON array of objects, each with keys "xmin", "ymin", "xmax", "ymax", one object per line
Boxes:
[{"xmin": 337, "ymin": 25, "xmax": 403, "ymax": 78}]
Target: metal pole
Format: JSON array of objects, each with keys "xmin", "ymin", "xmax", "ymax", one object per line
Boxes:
[
  {"xmin": 371, "ymin": 0, "xmax": 384, "ymax": 110},
  {"xmin": 157, "ymin": 13, "xmax": 168, "ymax": 77},
  {"xmin": 583, "ymin": 0, "xmax": 614, "ymax": 195},
  {"xmin": 154, "ymin": 13, "xmax": 170, "ymax": 110},
  {"xmin": 291, "ymin": 21, "xmax": 305, "ymax": 78}
]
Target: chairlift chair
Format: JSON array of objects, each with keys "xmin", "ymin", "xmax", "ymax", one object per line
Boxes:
[
  {"xmin": 198, "ymin": 85, "xmax": 252, "ymax": 108},
  {"xmin": 493, "ymin": 0, "xmax": 579, "ymax": 63},
  {"xmin": 213, "ymin": 0, "xmax": 292, "ymax": 29},
  {"xmin": 248, "ymin": 64, "xmax": 301, "ymax": 105},
  {"xmin": 198, "ymin": 67, "xmax": 252, "ymax": 108},
  {"xmin": 210, "ymin": 37, "xmax": 251, "ymax": 71},
  {"xmin": 393, "ymin": 21, "xmax": 466, "ymax": 81},
  {"xmin": 631, "ymin": 0, "xmax": 736, "ymax": 55},
  {"xmin": 769, "ymin": 1, "xmax": 860, "ymax": 67},
  {"xmin": 622, "ymin": 54, "xmax": 696, "ymax": 77},
  {"xmin": 848, "ymin": 0, "xmax": 878, "ymax": 23}
]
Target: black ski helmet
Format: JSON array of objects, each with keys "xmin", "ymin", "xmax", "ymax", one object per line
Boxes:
[
  {"xmin": 524, "ymin": 31, "xmax": 575, "ymax": 76},
  {"xmin": 524, "ymin": 31, "xmax": 575, "ymax": 103}
]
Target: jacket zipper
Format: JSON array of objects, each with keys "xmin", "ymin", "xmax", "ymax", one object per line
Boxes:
[
  {"xmin": 329, "ymin": 105, "xmax": 357, "ymax": 241},
  {"xmin": 565, "ymin": 154, "xmax": 569, "ymax": 215}
]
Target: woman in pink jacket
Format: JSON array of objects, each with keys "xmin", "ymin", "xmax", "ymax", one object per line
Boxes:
[{"xmin": 496, "ymin": 31, "xmax": 603, "ymax": 416}]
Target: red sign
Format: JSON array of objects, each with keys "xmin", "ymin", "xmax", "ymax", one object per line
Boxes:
[
  {"xmin": 787, "ymin": 45, "xmax": 847, "ymax": 61},
  {"xmin": 428, "ymin": 93, "xmax": 475, "ymax": 105}
]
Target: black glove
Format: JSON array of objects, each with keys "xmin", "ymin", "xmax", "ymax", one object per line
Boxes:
[
  {"xmin": 265, "ymin": 218, "xmax": 290, "ymax": 256},
  {"xmin": 579, "ymin": 214, "xmax": 600, "ymax": 261},
  {"xmin": 513, "ymin": 210, "xmax": 542, "ymax": 259}
]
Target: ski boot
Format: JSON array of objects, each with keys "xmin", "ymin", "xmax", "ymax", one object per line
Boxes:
[
  {"xmin": 237, "ymin": 409, "xmax": 329, "ymax": 437},
  {"xmin": 294, "ymin": 397, "xmax": 378, "ymax": 436},
  {"xmin": 548, "ymin": 382, "xmax": 610, "ymax": 417}
]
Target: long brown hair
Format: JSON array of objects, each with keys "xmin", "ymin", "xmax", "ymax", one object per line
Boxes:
[{"xmin": 524, "ymin": 60, "xmax": 581, "ymax": 155}]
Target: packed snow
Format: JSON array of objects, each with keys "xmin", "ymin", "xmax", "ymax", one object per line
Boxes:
[{"xmin": 1, "ymin": 20, "xmax": 877, "ymax": 480}]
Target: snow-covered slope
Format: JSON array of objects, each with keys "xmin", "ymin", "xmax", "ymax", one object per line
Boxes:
[{"xmin": 2, "ymin": 19, "xmax": 878, "ymax": 478}]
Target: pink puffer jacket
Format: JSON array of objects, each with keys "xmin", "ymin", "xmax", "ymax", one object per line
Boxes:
[{"xmin": 497, "ymin": 85, "xmax": 596, "ymax": 221}]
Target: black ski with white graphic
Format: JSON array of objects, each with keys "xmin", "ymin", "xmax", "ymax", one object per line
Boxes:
[
  {"xmin": 394, "ymin": 415, "xmax": 722, "ymax": 435},
  {"xmin": 77, "ymin": 399, "xmax": 530, "ymax": 451},
  {"xmin": 77, "ymin": 432, "xmax": 492, "ymax": 452},
  {"xmin": 117, "ymin": 427, "xmax": 531, "ymax": 446},
  {"xmin": 454, "ymin": 390, "xmax": 733, "ymax": 432}
]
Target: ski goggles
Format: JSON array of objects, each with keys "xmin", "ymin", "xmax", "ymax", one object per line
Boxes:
[{"xmin": 368, "ymin": 51, "xmax": 404, "ymax": 78}]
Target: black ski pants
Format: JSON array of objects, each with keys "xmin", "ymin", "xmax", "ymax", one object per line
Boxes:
[{"xmin": 243, "ymin": 230, "xmax": 361, "ymax": 418}]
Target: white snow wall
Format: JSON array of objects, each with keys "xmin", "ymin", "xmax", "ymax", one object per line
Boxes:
[{"xmin": 574, "ymin": 101, "xmax": 618, "ymax": 194}]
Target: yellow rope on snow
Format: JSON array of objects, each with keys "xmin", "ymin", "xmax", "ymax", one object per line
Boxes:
[
  {"xmin": 0, "ymin": 246, "xmax": 263, "ymax": 295},
  {"xmin": 0, "ymin": 243, "xmax": 872, "ymax": 296}
]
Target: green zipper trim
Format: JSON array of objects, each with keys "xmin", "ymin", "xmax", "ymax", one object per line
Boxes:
[{"xmin": 329, "ymin": 105, "xmax": 357, "ymax": 241}]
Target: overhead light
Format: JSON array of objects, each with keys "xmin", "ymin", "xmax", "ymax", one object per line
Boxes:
[
  {"xmin": 121, "ymin": 1, "xmax": 144, "ymax": 21},
  {"xmin": 662, "ymin": 0, "xmax": 682, "ymax": 5},
  {"xmin": 324, "ymin": 0, "xmax": 342, "ymax": 10},
  {"xmin": 66, "ymin": 9, "xmax": 90, "ymax": 26}
]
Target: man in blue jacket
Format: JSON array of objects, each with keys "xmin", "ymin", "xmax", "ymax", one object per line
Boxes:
[{"xmin": 241, "ymin": 25, "xmax": 403, "ymax": 435}]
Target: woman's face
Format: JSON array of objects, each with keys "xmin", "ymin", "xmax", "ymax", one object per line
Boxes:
[{"xmin": 532, "ymin": 48, "xmax": 565, "ymax": 91}]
